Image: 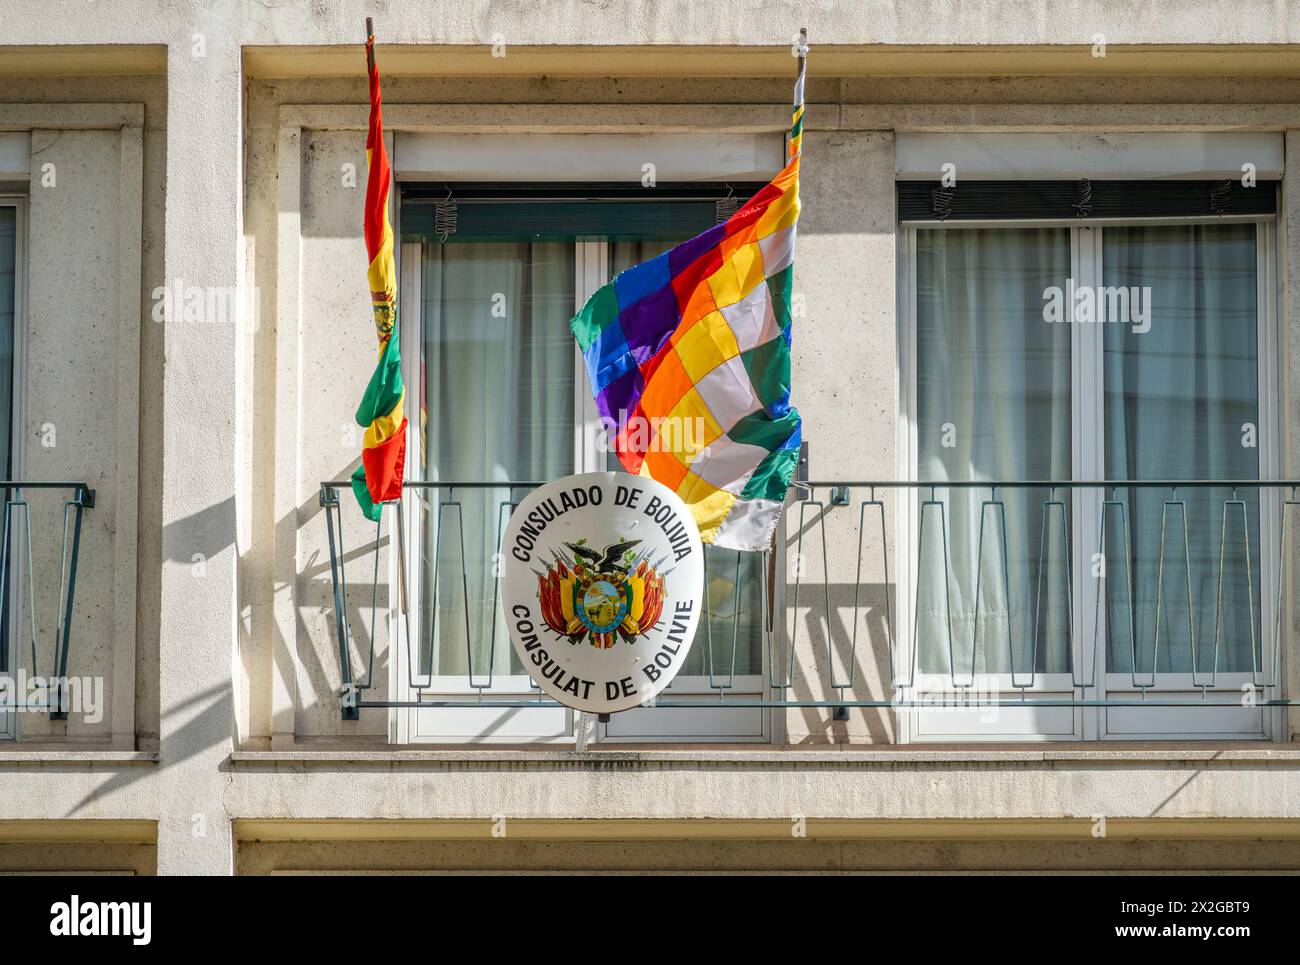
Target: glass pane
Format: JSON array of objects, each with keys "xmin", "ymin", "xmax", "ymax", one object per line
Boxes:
[
  {"xmin": 915, "ymin": 227, "xmax": 1073, "ymax": 676},
  {"xmin": 608, "ymin": 240, "xmax": 763, "ymax": 678},
  {"xmin": 1103, "ymin": 223, "xmax": 1261, "ymax": 675},
  {"xmin": 420, "ymin": 241, "xmax": 575, "ymax": 677}
]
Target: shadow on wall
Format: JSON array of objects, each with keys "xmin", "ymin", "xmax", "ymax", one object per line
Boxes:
[
  {"xmin": 72, "ymin": 680, "xmax": 231, "ymax": 817},
  {"xmin": 784, "ymin": 581, "xmax": 896, "ymax": 743},
  {"xmin": 297, "ymin": 457, "xmax": 399, "ymax": 735},
  {"xmin": 160, "ymin": 494, "xmax": 235, "ymax": 565},
  {"xmin": 149, "ymin": 471, "xmax": 900, "ymax": 745},
  {"xmin": 783, "ymin": 501, "xmax": 897, "ymax": 743}
]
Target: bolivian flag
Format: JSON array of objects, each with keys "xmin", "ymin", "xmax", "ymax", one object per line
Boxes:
[{"xmin": 350, "ymin": 25, "xmax": 406, "ymax": 521}]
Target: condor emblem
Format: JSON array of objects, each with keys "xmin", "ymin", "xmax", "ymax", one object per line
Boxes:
[{"xmin": 502, "ymin": 472, "xmax": 704, "ymax": 714}]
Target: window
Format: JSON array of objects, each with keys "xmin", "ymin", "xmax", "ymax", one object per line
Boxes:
[
  {"xmin": 0, "ymin": 200, "xmax": 20, "ymax": 740},
  {"xmin": 395, "ymin": 185, "xmax": 771, "ymax": 743},
  {"xmin": 914, "ymin": 226, "xmax": 1073, "ymax": 683},
  {"xmin": 899, "ymin": 179, "xmax": 1280, "ymax": 741}
]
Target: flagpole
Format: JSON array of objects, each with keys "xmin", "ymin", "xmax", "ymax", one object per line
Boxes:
[
  {"xmin": 791, "ymin": 27, "xmax": 807, "ymax": 162},
  {"xmin": 364, "ymin": 17, "xmax": 410, "ymax": 619},
  {"xmin": 769, "ymin": 27, "xmax": 805, "ymax": 565}
]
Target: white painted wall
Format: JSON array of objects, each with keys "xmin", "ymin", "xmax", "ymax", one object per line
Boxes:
[
  {"xmin": 396, "ymin": 132, "xmax": 785, "ymax": 181},
  {"xmin": 3, "ymin": 0, "xmax": 1300, "ymax": 874},
  {"xmin": 896, "ymin": 132, "xmax": 1285, "ymax": 179}
]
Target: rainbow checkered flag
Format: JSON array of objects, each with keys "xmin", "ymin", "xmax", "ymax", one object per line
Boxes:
[
  {"xmin": 350, "ymin": 22, "xmax": 406, "ymax": 522},
  {"xmin": 570, "ymin": 35, "xmax": 806, "ymax": 550}
]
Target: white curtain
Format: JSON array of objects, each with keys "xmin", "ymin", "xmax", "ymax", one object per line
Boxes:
[
  {"xmin": 915, "ymin": 228, "xmax": 1073, "ymax": 677},
  {"xmin": 1103, "ymin": 223, "xmax": 1260, "ymax": 675},
  {"xmin": 0, "ymin": 208, "xmax": 13, "ymax": 476},
  {"xmin": 420, "ymin": 241, "xmax": 575, "ymax": 678}
]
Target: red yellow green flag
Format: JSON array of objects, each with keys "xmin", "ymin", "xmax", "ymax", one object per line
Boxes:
[{"xmin": 350, "ymin": 25, "xmax": 406, "ymax": 522}]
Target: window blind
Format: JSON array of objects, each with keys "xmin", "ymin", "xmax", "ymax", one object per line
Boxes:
[
  {"xmin": 898, "ymin": 179, "xmax": 1278, "ymax": 223},
  {"xmin": 401, "ymin": 182, "xmax": 764, "ymax": 242}
]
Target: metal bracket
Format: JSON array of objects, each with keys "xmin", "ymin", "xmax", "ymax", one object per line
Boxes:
[
  {"xmin": 930, "ymin": 184, "xmax": 954, "ymax": 221},
  {"xmin": 714, "ymin": 184, "xmax": 738, "ymax": 224},
  {"xmin": 341, "ymin": 683, "xmax": 360, "ymax": 721},
  {"xmin": 434, "ymin": 188, "xmax": 458, "ymax": 241},
  {"xmin": 319, "ymin": 482, "xmax": 340, "ymax": 509},
  {"xmin": 1072, "ymin": 178, "xmax": 1093, "ymax": 218},
  {"xmin": 1210, "ymin": 179, "xmax": 1233, "ymax": 215}
]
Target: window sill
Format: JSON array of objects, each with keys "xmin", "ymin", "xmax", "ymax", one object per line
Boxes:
[
  {"xmin": 0, "ymin": 750, "xmax": 157, "ymax": 765},
  {"xmin": 230, "ymin": 742, "xmax": 1300, "ymax": 766}
]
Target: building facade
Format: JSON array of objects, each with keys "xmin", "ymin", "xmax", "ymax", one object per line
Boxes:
[{"xmin": 2, "ymin": 0, "xmax": 1300, "ymax": 874}]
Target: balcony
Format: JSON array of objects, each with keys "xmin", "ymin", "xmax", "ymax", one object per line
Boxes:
[
  {"xmin": 0, "ymin": 481, "xmax": 95, "ymax": 726},
  {"xmin": 318, "ymin": 478, "xmax": 1296, "ymax": 742}
]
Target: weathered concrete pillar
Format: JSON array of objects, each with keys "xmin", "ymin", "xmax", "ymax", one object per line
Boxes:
[
  {"xmin": 156, "ymin": 17, "xmax": 242, "ymax": 875},
  {"xmin": 783, "ymin": 128, "xmax": 897, "ymax": 744}
]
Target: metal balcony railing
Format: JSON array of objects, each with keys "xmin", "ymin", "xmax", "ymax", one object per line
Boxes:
[
  {"xmin": 0, "ymin": 482, "xmax": 95, "ymax": 718},
  {"xmin": 319, "ymin": 478, "xmax": 1300, "ymax": 719}
]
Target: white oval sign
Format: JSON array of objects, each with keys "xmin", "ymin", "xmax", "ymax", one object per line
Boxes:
[{"xmin": 502, "ymin": 471, "xmax": 704, "ymax": 714}]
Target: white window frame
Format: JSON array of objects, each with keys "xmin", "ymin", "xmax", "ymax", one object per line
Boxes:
[
  {"xmin": 0, "ymin": 196, "xmax": 27, "ymax": 742},
  {"xmin": 389, "ymin": 165, "xmax": 778, "ymax": 745},
  {"xmin": 391, "ymin": 238, "xmax": 576, "ymax": 744},
  {"xmin": 896, "ymin": 212, "xmax": 1283, "ymax": 742}
]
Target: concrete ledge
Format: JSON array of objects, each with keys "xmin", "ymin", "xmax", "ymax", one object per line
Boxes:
[
  {"xmin": 234, "ymin": 816, "xmax": 1300, "ymax": 842},
  {"xmin": 230, "ymin": 742, "xmax": 1300, "ymax": 766},
  {"xmin": 0, "ymin": 819, "xmax": 155, "ymax": 842},
  {"xmin": 282, "ymin": 102, "xmax": 803, "ymax": 134},
  {"xmin": 5, "ymin": 747, "xmax": 1299, "ymax": 823},
  {"xmin": 0, "ymin": 751, "xmax": 158, "ymax": 765},
  {"xmin": 0, "ymin": 103, "xmax": 145, "ymax": 130},
  {"xmin": 244, "ymin": 44, "xmax": 1300, "ymax": 81},
  {"xmin": 280, "ymin": 102, "xmax": 1300, "ymax": 135}
]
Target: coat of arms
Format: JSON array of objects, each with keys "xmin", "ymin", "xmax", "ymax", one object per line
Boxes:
[{"xmin": 536, "ymin": 537, "xmax": 666, "ymax": 649}]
